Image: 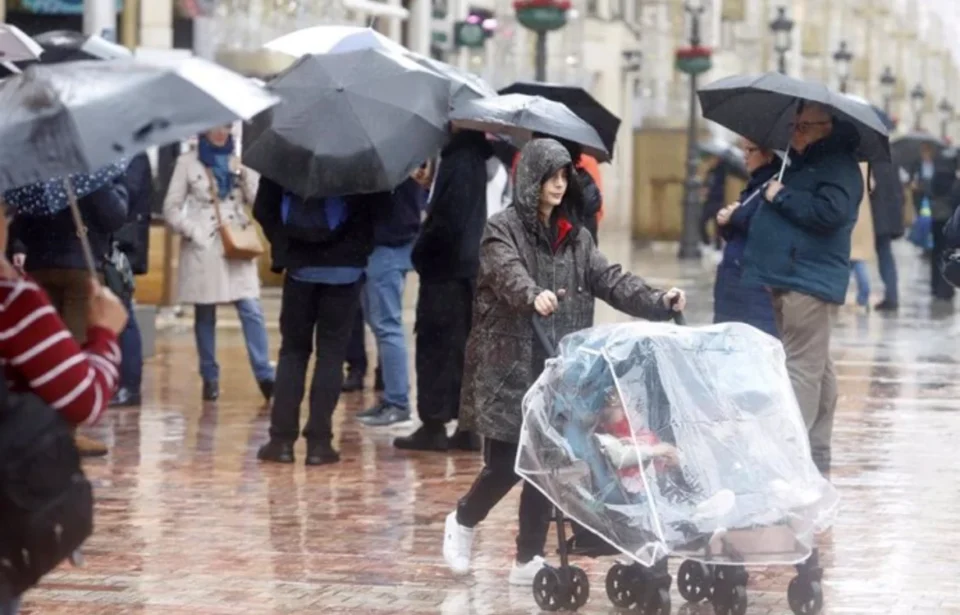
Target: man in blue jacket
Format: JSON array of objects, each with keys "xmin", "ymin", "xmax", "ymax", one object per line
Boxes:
[{"xmin": 742, "ymin": 101, "xmax": 864, "ymax": 477}]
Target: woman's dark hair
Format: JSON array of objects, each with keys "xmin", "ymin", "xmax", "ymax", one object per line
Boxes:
[{"xmin": 541, "ymin": 161, "xmax": 586, "ymax": 228}]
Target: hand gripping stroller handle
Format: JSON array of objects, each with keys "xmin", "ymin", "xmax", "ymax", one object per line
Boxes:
[
  {"xmin": 669, "ymin": 294, "xmax": 686, "ymax": 326},
  {"xmin": 531, "ymin": 314, "xmax": 559, "ymax": 358}
]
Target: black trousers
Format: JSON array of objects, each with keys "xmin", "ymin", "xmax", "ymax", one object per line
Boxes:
[
  {"xmin": 345, "ymin": 306, "xmax": 367, "ymax": 373},
  {"xmin": 415, "ymin": 278, "xmax": 473, "ymax": 429},
  {"xmin": 932, "ymin": 219, "xmax": 955, "ymax": 300},
  {"xmin": 456, "ymin": 438, "xmax": 552, "ymax": 563},
  {"xmin": 270, "ymin": 277, "xmax": 362, "ymax": 444}
]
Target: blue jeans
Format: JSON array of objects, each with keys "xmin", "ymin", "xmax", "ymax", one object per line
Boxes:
[
  {"xmin": 874, "ymin": 236, "xmax": 899, "ymax": 305},
  {"xmin": 361, "ymin": 243, "xmax": 412, "ymax": 409},
  {"xmin": 1, "ymin": 597, "xmax": 19, "ymax": 615},
  {"xmin": 194, "ymin": 298, "xmax": 275, "ymax": 383},
  {"xmin": 850, "ymin": 260, "xmax": 871, "ymax": 306},
  {"xmin": 118, "ymin": 296, "xmax": 143, "ymax": 392}
]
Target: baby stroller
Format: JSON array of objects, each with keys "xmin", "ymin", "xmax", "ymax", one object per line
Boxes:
[{"xmin": 517, "ymin": 316, "xmax": 839, "ymax": 615}]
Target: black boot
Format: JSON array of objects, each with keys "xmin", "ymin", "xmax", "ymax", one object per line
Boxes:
[
  {"xmin": 448, "ymin": 429, "xmax": 481, "ymax": 452},
  {"xmin": 393, "ymin": 425, "xmax": 449, "ymax": 451},
  {"xmin": 202, "ymin": 380, "xmax": 219, "ymax": 401},
  {"xmin": 342, "ymin": 368, "xmax": 365, "ymax": 392},
  {"xmin": 306, "ymin": 441, "xmax": 340, "ymax": 466},
  {"xmin": 257, "ymin": 440, "xmax": 295, "ymax": 464}
]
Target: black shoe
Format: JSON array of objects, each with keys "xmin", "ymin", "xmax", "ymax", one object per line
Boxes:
[
  {"xmin": 258, "ymin": 379, "xmax": 275, "ymax": 401},
  {"xmin": 874, "ymin": 300, "xmax": 899, "ymax": 312},
  {"xmin": 374, "ymin": 365, "xmax": 384, "ymax": 392},
  {"xmin": 110, "ymin": 387, "xmax": 141, "ymax": 407},
  {"xmin": 342, "ymin": 369, "xmax": 365, "ymax": 392},
  {"xmin": 448, "ymin": 429, "xmax": 481, "ymax": 451},
  {"xmin": 393, "ymin": 425, "xmax": 449, "ymax": 451},
  {"xmin": 257, "ymin": 440, "xmax": 295, "ymax": 464},
  {"xmin": 306, "ymin": 441, "xmax": 340, "ymax": 466},
  {"xmin": 359, "ymin": 404, "xmax": 410, "ymax": 426},
  {"xmin": 202, "ymin": 380, "xmax": 219, "ymax": 401}
]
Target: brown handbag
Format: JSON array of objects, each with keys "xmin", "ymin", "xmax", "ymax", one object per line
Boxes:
[{"xmin": 203, "ymin": 165, "xmax": 264, "ymax": 260}]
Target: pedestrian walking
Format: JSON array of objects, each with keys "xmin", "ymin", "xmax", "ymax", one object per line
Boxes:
[
  {"xmin": 162, "ymin": 126, "xmax": 276, "ymax": 402},
  {"xmin": 712, "ymin": 139, "xmax": 780, "ymax": 337},
  {"xmin": 253, "ymin": 176, "xmax": 390, "ymax": 465},
  {"xmin": 869, "ymin": 160, "xmax": 905, "ymax": 311},
  {"xmin": 442, "ymin": 137, "xmax": 686, "ymax": 584},
  {"xmin": 699, "ymin": 154, "xmax": 728, "ymax": 250},
  {"xmin": 849, "ymin": 163, "xmax": 876, "ymax": 309},
  {"xmin": 742, "ymin": 101, "xmax": 864, "ymax": 476}
]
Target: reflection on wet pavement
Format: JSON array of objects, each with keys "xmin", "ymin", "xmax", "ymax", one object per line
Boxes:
[{"xmin": 19, "ymin": 241, "xmax": 960, "ymax": 614}]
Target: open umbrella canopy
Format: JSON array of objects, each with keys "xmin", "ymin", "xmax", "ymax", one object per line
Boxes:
[
  {"xmin": 3, "ymin": 161, "xmax": 127, "ymax": 217},
  {"xmin": 0, "ymin": 57, "xmax": 279, "ymax": 193},
  {"xmin": 698, "ymin": 72, "xmax": 891, "ymax": 163},
  {"xmin": 499, "ymin": 81, "xmax": 621, "ymax": 155},
  {"xmin": 406, "ymin": 53, "xmax": 496, "ymax": 110},
  {"xmin": 33, "ymin": 30, "xmax": 133, "ymax": 63},
  {"xmin": 891, "ymin": 131, "xmax": 945, "ymax": 172},
  {"xmin": 450, "ymin": 93, "xmax": 609, "ymax": 162},
  {"xmin": 0, "ymin": 24, "xmax": 43, "ymax": 64},
  {"xmin": 263, "ymin": 25, "xmax": 406, "ymax": 58},
  {"xmin": 699, "ymin": 141, "xmax": 748, "ymax": 180},
  {"xmin": 242, "ymin": 48, "xmax": 450, "ymax": 198}
]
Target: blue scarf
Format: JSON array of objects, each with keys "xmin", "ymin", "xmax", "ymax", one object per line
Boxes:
[{"xmin": 197, "ymin": 135, "xmax": 235, "ymax": 199}]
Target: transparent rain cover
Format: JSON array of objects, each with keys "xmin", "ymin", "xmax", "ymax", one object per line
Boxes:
[{"xmin": 516, "ymin": 321, "xmax": 839, "ymax": 567}]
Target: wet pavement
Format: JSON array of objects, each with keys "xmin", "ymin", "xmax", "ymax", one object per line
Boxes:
[{"xmin": 20, "ymin": 239, "xmax": 960, "ymax": 614}]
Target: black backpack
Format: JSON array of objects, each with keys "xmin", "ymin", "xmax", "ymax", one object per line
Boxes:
[{"xmin": 0, "ymin": 378, "xmax": 94, "ymax": 598}]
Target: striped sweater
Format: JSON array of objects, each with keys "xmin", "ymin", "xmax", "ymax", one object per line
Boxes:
[{"xmin": 0, "ymin": 276, "xmax": 120, "ymax": 425}]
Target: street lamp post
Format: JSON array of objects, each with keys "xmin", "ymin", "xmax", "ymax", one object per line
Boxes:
[
  {"xmin": 769, "ymin": 6, "xmax": 794, "ymax": 75},
  {"xmin": 676, "ymin": 0, "xmax": 712, "ymax": 260},
  {"xmin": 938, "ymin": 98, "xmax": 954, "ymax": 140},
  {"xmin": 879, "ymin": 66, "xmax": 896, "ymax": 117},
  {"xmin": 513, "ymin": 0, "xmax": 571, "ymax": 81},
  {"xmin": 832, "ymin": 41, "xmax": 853, "ymax": 94},
  {"xmin": 911, "ymin": 84, "xmax": 926, "ymax": 130}
]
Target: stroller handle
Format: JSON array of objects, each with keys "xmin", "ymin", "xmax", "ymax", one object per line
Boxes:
[{"xmin": 532, "ymin": 314, "xmax": 558, "ymax": 358}]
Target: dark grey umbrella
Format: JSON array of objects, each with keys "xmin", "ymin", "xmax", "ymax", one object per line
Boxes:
[
  {"xmin": 891, "ymin": 131, "xmax": 945, "ymax": 173},
  {"xmin": 0, "ymin": 57, "xmax": 279, "ymax": 192},
  {"xmin": 406, "ymin": 53, "xmax": 496, "ymax": 110},
  {"xmin": 699, "ymin": 141, "xmax": 748, "ymax": 180},
  {"xmin": 449, "ymin": 93, "xmax": 610, "ymax": 162},
  {"xmin": 242, "ymin": 48, "xmax": 450, "ymax": 198},
  {"xmin": 698, "ymin": 72, "xmax": 891, "ymax": 163}
]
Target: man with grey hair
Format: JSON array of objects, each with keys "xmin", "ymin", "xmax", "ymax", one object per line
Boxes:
[{"xmin": 740, "ymin": 100, "xmax": 864, "ymax": 477}]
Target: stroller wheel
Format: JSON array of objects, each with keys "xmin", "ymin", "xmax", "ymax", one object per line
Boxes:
[
  {"xmin": 533, "ymin": 566, "xmax": 568, "ymax": 612},
  {"xmin": 567, "ymin": 565, "xmax": 590, "ymax": 609},
  {"xmin": 605, "ymin": 563, "xmax": 636, "ymax": 608},
  {"xmin": 677, "ymin": 559, "xmax": 712, "ymax": 603},
  {"xmin": 638, "ymin": 586, "xmax": 670, "ymax": 615},
  {"xmin": 712, "ymin": 583, "xmax": 747, "ymax": 615},
  {"xmin": 787, "ymin": 577, "xmax": 823, "ymax": 615}
]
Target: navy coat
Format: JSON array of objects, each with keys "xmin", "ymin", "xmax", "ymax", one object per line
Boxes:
[{"xmin": 713, "ymin": 161, "xmax": 780, "ymax": 338}]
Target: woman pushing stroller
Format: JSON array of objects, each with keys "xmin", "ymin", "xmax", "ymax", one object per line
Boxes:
[{"xmin": 443, "ymin": 137, "xmax": 686, "ymax": 585}]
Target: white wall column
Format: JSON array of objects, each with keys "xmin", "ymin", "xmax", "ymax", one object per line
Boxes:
[
  {"xmin": 84, "ymin": 0, "xmax": 117, "ymax": 40},
  {"xmin": 139, "ymin": 0, "xmax": 174, "ymax": 49},
  {"xmin": 409, "ymin": 0, "xmax": 433, "ymax": 55}
]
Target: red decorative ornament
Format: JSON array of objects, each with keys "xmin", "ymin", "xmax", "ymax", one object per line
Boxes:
[
  {"xmin": 675, "ymin": 45, "xmax": 713, "ymax": 75},
  {"xmin": 513, "ymin": 0, "xmax": 571, "ymax": 10},
  {"xmin": 675, "ymin": 46, "xmax": 713, "ymax": 60}
]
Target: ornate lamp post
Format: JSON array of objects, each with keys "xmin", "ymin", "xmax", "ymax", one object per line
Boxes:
[
  {"xmin": 769, "ymin": 6, "xmax": 794, "ymax": 75},
  {"xmin": 832, "ymin": 41, "xmax": 853, "ymax": 94},
  {"xmin": 879, "ymin": 66, "xmax": 896, "ymax": 116},
  {"xmin": 911, "ymin": 84, "xmax": 926, "ymax": 130},
  {"xmin": 938, "ymin": 98, "xmax": 954, "ymax": 140},
  {"xmin": 676, "ymin": 0, "xmax": 712, "ymax": 260},
  {"xmin": 513, "ymin": 0, "xmax": 571, "ymax": 81}
]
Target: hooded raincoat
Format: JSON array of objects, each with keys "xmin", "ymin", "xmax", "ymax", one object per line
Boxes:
[{"xmin": 458, "ymin": 138, "xmax": 674, "ymax": 444}]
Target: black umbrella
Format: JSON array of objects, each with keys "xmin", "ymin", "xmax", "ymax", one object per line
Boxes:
[
  {"xmin": 499, "ymin": 81, "xmax": 621, "ymax": 156},
  {"xmin": 449, "ymin": 93, "xmax": 609, "ymax": 162},
  {"xmin": 698, "ymin": 72, "xmax": 891, "ymax": 164},
  {"xmin": 0, "ymin": 58, "xmax": 278, "ymax": 275},
  {"xmin": 891, "ymin": 131, "xmax": 945, "ymax": 173},
  {"xmin": 407, "ymin": 53, "xmax": 496, "ymax": 110},
  {"xmin": 0, "ymin": 30, "xmax": 132, "ymax": 77},
  {"xmin": 243, "ymin": 48, "xmax": 450, "ymax": 198},
  {"xmin": 698, "ymin": 141, "xmax": 748, "ymax": 180}
]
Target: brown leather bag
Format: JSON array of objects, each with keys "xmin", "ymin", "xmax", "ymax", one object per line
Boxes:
[{"xmin": 203, "ymin": 165, "xmax": 264, "ymax": 260}]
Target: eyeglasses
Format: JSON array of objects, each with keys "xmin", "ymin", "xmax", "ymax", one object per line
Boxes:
[{"xmin": 788, "ymin": 120, "xmax": 832, "ymax": 134}]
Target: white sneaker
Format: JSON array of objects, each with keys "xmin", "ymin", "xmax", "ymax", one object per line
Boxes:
[
  {"xmin": 443, "ymin": 511, "xmax": 474, "ymax": 576},
  {"xmin": 508, "ymin": 555, "xmax": 546, "ymax": 586}
]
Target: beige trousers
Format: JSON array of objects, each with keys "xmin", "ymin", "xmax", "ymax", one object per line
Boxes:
[{"xmin": 771, "ymin": 291, "xmax": 838, "ymax": 474}]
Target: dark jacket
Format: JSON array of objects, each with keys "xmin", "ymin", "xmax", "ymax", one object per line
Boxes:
[
  {"xmin": 868, "ymin": 161, "xmax": 905, "ymax": 239},
  {"xmin": 458, "ymin": 138, "xmax": 671, "ymax": 444},
  {"xmin": 713, "ymin": 160, "xmax": 780, "ymax": 338},
  {"xmin": 742, "ymin": 123, "xmax": 864, "ymax": 305},
  {"xmin": 412, "ymin": 130, "xmax": 492, "ymax": 281},
  {"xmin": 376, "ymin": 178, "xmax": 426, "ymax": 247},
  {"xmin": 252, "ymin": 176, "xmax": 388, "ymax": 273},
  {"xmin": 911, "ymin": 154, "xmax": 958, "ymax": 221},
  {"xmin": 115, "ymin": 153, "xmax": 154, "ymax": 275},
  {"xmin": 11, "ymin": 180, "xmax": 129, "ymax": 272},
  {"xmin": 703, "ymin": 160, "xmax": 729, "ymax": 213}
]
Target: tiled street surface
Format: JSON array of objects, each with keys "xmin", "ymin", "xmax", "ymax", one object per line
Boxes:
[{"xmin": 18, "ymin": 239, "xmax": 960, "ymax": 614}]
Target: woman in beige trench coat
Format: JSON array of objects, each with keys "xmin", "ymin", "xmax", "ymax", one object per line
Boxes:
[
  {"xmin": 164, "ymin": 125, "xmax": 275, "ymax": 402},
  {"xmin": 849, "ymin": 162, "xmax": 876, "ymax": 308}
]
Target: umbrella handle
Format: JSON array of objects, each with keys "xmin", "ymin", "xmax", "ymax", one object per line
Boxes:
[{"xmin": 63, "ymin": 180, "xmax": 99, "ymax": 281}]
